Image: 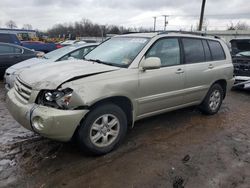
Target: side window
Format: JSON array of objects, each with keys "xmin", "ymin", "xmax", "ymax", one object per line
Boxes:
[
  {"xmin": 202, "ymin": 40, "xmax": 212, "ymax": 61},
  {"xmin": 69, "ymin": 50, "xmax": 81, "ymax": 59},
  {"xmin": 0, "ymin": 34, "xmax": 11, "ymax": 43},
  {"xmin": 145, "ymin": 38, "xmax": 180, "ymax": 67},
  {"xmin": 82, "ymin": 46, "xmax": 95, "ymax": 57},
  {"xmin": 207, "ymin": 40, "xmax": 226, "ymax": 61},
  {"xmin": 0, "ymin": 45, "xmax": 14, "ymax": 54},
  {"xmin": 13, "ymin": 47, "xmax": 22, "ymax": 54},
  {"xmin": 182, "ymin": 38, "xmax": 205, "ymax": 64}
]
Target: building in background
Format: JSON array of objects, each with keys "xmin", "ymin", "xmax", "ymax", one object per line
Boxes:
[
  {"xmin": 0, "ymin": 28, "xmax": 36, "ymax": 41},
  {"xmin": 205, "ymin": 30, "xmax": 250, "ymax": 46}
]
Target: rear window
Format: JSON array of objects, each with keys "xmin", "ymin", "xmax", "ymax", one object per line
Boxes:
[
  {"xmin": 0, "ymin": 34, "xmax": 11, "ymax": 43},
  {"xmin": 182, "ymin": 38, "xmax": 205, "ymax": 64},
  {"xmin": 207, "ymin": 40, "xmax": 226, "ymax": 61}
]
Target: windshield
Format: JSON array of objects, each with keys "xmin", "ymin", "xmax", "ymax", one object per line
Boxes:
[
  {"xmin": 236, "ymin": 51, "xmax": 250, "ymax": 57},
  {"xmin": 44, "ymin": 45, "xmax": 79, "ymax": 60},
  {"xmin": 84, "ymin": 37, "xmax": 149, "ymax": 67},
  {"xmin": 231, "ymin": 40, "xmax": 250, "ymax": 56}
]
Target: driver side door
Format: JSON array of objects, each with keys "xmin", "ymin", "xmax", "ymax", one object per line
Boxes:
[{"xmin": 137, "ymin": 38, "xmax": 185, "ymax": 118}]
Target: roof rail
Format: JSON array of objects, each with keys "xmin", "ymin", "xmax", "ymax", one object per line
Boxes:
[
  {"xmin": 158, "ymin": 30, "xmax": 206, "ymax": 36},
  {"xmin": 158, "ymin": 30, "xmax": 221, "ymax": 39}
]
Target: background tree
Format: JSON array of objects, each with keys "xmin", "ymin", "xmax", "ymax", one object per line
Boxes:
[
  {"xmin": 5, "ymin": 20, "xmax": 17, "ymax": 29},
  {"xmin": 22, "ymin": 24, "xmax": 33, "ymax": 30},
  {"xmin": 227, "ymin": 21, "xmax": 249, "ymax": 30}
]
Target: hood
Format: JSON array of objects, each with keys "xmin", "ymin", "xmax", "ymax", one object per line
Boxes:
[
  {"xmin": 6, "ymin": 58, "xmax": 49, "ymax": 74},
  {"xmin": 19, "ymin": 60, "xmax": 120, "ymax": 90}
]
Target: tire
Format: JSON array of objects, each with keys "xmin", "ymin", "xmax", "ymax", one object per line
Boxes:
[
  {"xmin": 77, "ymin": 103, "xmax": 127, "ymax": 155},
  {"xmin": 199, "ymin": 84, "xmax": 224, "ymax": 115}
]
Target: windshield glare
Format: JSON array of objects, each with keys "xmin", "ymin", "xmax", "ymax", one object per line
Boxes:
[
  {"xmin": 84, "ymin": 37, "xmax": 149, "ymax": 67},
  {"xmin": 44, "ymin": 45, "xmax": 78, "ymax": 60}
]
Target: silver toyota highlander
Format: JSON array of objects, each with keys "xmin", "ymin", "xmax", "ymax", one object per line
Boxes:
[{"xmin": 6, "ymin": 32, "xmax": 234, "ymax": 155}]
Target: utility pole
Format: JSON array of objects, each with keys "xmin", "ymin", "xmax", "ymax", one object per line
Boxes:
[
  {"xmin": 153, "ymin": 17, "xmax": 157, "ymax": 31},
  {"xmin": 198, "ymin": 0, "xmax": 206, "ymax": 31},
  {"xmin": 162, "ymin": 15, "xmax": 169, "ymax": 31}
]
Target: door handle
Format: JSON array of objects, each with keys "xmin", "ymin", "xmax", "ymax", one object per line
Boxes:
[
  {"xmin": 175, "ymin": 68, "xmax": 184, "ymax": 74},
  {"xmin": 208, "ymin": 64, "xmax": 214, "ymax": 69}
]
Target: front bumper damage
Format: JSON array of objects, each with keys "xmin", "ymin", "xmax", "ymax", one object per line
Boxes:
[
  {"xmin": 6, "ymin": 89, "xmax": 89, "ymax": 141},
  {"xmin": 234, "ymin": 76, "xmax": 250, "ymax": 89},
  {"xmin": 233, "ymin": 57, "xmax": 250, "ymax": 89}
]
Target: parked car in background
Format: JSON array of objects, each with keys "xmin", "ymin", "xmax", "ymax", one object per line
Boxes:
[
  {"xmin": 6, "ymin": 32, "xmax": 234, "ymax": 155},
  {"xmin": 0, "ymin": 33, "xmax": 22, "ymax": 46},
  {"xmin": 230, "ymin": 39, "xmax": 250, "ymax": 89},
  {"xmin": 0, "ymin": 42, "xmax": 42, "ymax": 79},
  {"xmin": 4, "ymin": 43, "xmax": 98, "ymax": 89},
  {"xmin": 0, "ymin": 33, "xmax": 61, "ymax": 53},
  {"xmin": 21, "ymin": 41, "xmax": 62, "ymax": 53},
  {"xmin": 61, "ymin": 40, "xmax": 80, "ymax": 46}
]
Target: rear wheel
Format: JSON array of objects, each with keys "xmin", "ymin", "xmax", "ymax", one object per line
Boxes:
[
  {"xmin": 199, "ymin": 84, "xmax": 224, "ymax": 115},
  {"xmin": 77, "ymin": 103, "xmax": 127, "ymax": 155}
]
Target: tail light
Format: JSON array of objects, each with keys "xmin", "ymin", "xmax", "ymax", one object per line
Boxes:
[{"xmin": 56, "ymin": 44, "xmax": 63, "ymax": 49}]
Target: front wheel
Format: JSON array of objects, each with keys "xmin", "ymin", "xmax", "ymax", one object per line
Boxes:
[
  {"xmin": 199, "ymin": 84, "xmax": 224, "ymax": 115},
  {"xmin": 77, "ymin": 103, "xmax": 127, "ymax": 155}
]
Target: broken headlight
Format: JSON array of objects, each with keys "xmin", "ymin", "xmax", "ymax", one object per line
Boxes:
[{"xmin": 37, "ymin": 88, "xmax": 73, "ymax": 109}]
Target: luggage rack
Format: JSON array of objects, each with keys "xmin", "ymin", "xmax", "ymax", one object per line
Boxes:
[
  {"xmin": 158, "ymin": 30, "xmax": 221, "ymax": 39},
  {"xmin": 121, "ymin": 30, "xmax": 221, "ymax": 39}
]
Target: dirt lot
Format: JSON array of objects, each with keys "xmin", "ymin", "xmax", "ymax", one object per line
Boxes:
[{"xmin": 0, "ymin": 81, "xmax": 250, "ymax": 188}]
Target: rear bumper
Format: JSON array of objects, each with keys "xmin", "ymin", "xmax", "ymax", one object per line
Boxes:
[{"xmin": 6, "ymin": 89, "xmax": 89, "ymax": 141}]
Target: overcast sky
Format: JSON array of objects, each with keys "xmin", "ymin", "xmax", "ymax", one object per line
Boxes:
[{"xmin": 0, "ymin": 0, "xmax": 250, "ymax": 31}]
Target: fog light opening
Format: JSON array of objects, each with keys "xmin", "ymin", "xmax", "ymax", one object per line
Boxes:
[{"xmin": 32, "ymin": 116, "xmax": 44, "ymax": 131}]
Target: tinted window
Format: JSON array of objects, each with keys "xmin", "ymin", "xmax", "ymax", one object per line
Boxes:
[
  {"xmin": 0, "ymin": 44, "xmax": 14, "ymax": 54},
  {"xmin": 0, "ymin": 34, "xmax": 11, "ymax": 43},
  {"xmin": 146, "ymin": 38, "xmax": 180, "ymax": 67},
  {"xmin": 208, "ymin": 40, "xmax": 226, "ymax": 61},
  {"xmin": 202, "ymin": 40, "xmax": 212, "ymax": 61},
  {"xmin": 182, "ymin": 38, "xmax": 205, "ymax": 64}
]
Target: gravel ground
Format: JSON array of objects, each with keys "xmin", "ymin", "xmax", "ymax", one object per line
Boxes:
[{"xmin": 0, "ymin": 81, "xmax": 250, "ymax": 188}]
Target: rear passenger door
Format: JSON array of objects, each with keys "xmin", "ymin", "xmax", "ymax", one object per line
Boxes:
[{"xmin": 181, "ymin": 38, "xmax": 215, "ymax": 104}]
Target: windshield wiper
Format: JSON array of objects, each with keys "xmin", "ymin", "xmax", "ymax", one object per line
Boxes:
[{"xmin": 84, "ymin": 58, "xmax": 125, "ymax": 67}]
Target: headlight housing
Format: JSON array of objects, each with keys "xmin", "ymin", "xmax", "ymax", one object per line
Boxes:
[{"xmin": 37, "ymin": 88, "xmax": 73, "ymax": 109}]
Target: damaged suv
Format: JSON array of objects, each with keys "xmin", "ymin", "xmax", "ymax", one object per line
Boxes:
[
  {"xmin": 6, "ymin": 32, "xmax": 234, "ymax": 155},
  {"xmin": 230, "ymin": 39, "xmax": 250, "ymax": 89}
]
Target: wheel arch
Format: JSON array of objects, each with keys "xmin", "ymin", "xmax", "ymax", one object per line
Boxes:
[
  {"xmin": 212, "ymin": 79, "xmax": 227, "ymax": 99},
  {"xmin": 88, "ymin": 96, "xmax": 134, "ymax": 128}
]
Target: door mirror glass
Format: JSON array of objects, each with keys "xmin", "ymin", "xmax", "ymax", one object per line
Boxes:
[{"xmin": 142, "ymin": 57, "xmax": 161, "ymax": 70}]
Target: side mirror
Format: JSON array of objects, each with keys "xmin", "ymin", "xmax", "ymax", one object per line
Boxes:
[
  {"xmin": 68, "ymin": 56, "xmax": 75, "ymax": 60},
  {"xmin": 141, "ymin": 57, "xmax": 161, "ymax": 70}
]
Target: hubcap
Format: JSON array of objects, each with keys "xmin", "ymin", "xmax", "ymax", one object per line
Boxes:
[
  {"xmin": 90, "ymin": 114, "xmax": 120, "ymax": 147},
  {"xmin": 209, "ymin": 90, "xmax": 221, "ymax": 111}
]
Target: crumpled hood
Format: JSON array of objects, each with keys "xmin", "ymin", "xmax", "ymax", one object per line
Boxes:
[
  {"xmin": 18, "ymin": 60, "xmax": 120, "ymax": 90},
  {"xmin": 6, "ymin": 58, "xmax": 49, "ymax": 74}
]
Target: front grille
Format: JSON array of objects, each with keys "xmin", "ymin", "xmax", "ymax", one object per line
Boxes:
[
  {"xmin": 233, "ymin": 58, "xmax": 250, "ymax": 77},
  {"xmin": 14, "ymin": 77, "xmax": 32, "ymax": 102}
]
